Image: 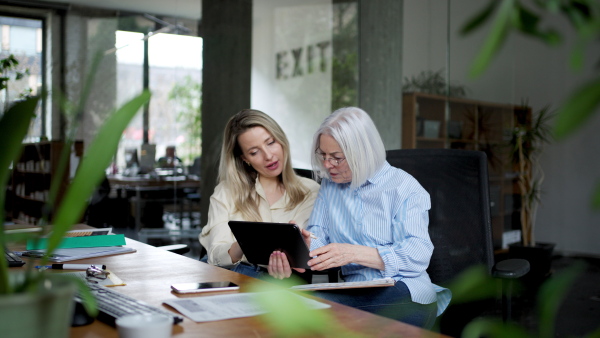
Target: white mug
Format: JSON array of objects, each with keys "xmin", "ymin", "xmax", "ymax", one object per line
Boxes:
[{"xmin": 116, "ymin": 314, "xmax": 172, "ymax": 338}]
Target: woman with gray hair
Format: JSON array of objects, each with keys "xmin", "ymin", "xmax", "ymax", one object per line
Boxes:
[{"xmin": 270, "ymin": 107, "xmax": 450, "ymax": 328}]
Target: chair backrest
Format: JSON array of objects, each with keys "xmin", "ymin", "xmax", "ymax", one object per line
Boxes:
[{"xmin": 386, "ymin": 149, "xmax": 494, "ymax": 286}]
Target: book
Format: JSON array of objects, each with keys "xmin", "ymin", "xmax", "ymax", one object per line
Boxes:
[
  {"xmin": 26, "ymin": 234, "xmax": 126, "ymax": 250},
  {"xmin": 22, "ymin": 246, "xmax": 136, "ymax": 262},
  {"xmin": 25, "ymin": 228, "xmax": 124, "ymax": 250},
  {"xmin": 290, "ymin": 277, "xmax": 396, "ymax": 291}
]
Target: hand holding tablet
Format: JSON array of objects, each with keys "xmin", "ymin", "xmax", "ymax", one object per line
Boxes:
[{"xmin": 228, "ymin": 221, "xmax": 311, "ymax": 269}]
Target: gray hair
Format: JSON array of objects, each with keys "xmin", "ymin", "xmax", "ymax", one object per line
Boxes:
[{"xmin": 311, "ymin": 107, "xmax": 386, "ymax": 188}]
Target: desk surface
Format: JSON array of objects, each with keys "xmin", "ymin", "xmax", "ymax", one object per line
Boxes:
[{"xmin": 13, "ymin": 238, "xmax": 443, "ymax": 337}]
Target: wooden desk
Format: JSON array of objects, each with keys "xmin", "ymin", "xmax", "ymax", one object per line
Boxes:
[{"xmin": 14, "ymin": 239, "xmax": 442, "ymax": 337}]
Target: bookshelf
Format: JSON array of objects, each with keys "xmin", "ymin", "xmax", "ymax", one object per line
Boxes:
[
  {"xmin": 10, "ymin": 141, "xmax": 83, "ymax": 224},
  {"xmin": 402, "ymin": 92, "xmax": 530, "ymax": 249}
]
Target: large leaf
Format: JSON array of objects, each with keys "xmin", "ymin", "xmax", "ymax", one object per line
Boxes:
[
  {"xmin": 0, "ymin": 96, "xmax": 39, "ymax": 294},
  {"xmin": 537, "ymin": 262, "xmax": 585, "ymax": 337},
  {"xmin": 463, "ymin": 318, "xmax": 530, "ymax": 338},
  {"xmin": 553, "ymin": 78, "xmax": 600, "ymax": 139},
  {"xmin": 460, "ymin": 1, "xmax": 499, "ymax": 35},
  {"xmin": 469, "ymin": 0, "xmax": 516, "ymax": 78},
  {"xmin": 42, "ymin": 91, "xmax": 151, "ymax": 262},
  {"xmin": 593, "ymin": 183, "xmax": 600, "ymax": 209},
  {"xmin": 444, "ymin": 265, "xmax": 497, "ymax": 304},
  {"xmin": 248, "ymin": 278, "xmax": 355, "ymax": 337}
]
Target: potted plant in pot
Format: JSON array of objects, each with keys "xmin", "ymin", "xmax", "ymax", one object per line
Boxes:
[
  {"xmin": 507, "ymin": 104, "xmax": 555, "ymax": 285},
  {"xmin": 0, "ymin": 54, "xmax": 150, "ymax": 338}
]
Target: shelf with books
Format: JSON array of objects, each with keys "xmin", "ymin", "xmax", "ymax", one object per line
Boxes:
[
  {"xmin": 10, "ymin": 141, "xmax": 83, "ymax": 225},
  {"xmin": 402, "ymin": 92, "xmax": 530, "ymax": 249}
]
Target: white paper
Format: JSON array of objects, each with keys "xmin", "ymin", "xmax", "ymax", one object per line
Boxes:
[{"xmin": 163, "ymin": 291, "xmax": 330, "ymax": 322}]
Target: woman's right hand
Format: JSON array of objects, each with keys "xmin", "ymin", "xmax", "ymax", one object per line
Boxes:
[{"xmin": 268, "ymin": 251, "xmax": 306, "ymax": 279}]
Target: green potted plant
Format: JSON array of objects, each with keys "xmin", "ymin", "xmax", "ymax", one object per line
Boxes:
[
  {"xmin": 507, "ymin": 105, "xmax": 555, "ymax": 284},
  {"xmin": 0, "ymin": 54, "xmax": 150, "ymax": 338}
]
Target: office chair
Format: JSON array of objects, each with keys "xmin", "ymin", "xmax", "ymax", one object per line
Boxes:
[{"xmin": 386, "ymin": 149, "xmax": 529, "ymax": 336}]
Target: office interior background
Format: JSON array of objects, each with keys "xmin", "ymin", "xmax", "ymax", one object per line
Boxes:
[{"xmin": 2, "ymin": 0, "xmax": 599, "ymax": 260}]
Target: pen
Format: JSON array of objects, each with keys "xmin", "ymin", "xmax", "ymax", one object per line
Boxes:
[{"xmin": 35, "ymin": 264, "xmax": 107, "ymax": 270}]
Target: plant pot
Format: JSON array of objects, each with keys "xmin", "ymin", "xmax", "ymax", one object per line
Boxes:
[
  {"xmin": 0, "ymin": 274, "xmax": 77, "ymax": 338},
  {"xmin": 508, "ymin": 242, "xmax": 556, "ymax": 285}
]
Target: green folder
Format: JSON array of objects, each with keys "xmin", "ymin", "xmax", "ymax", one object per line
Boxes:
[{"xmin": 26, "ymin": 234, "xmax": 126, "ymax": 250}]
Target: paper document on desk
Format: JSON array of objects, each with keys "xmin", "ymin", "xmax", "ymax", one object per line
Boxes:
[{"xmin": 163, "ymin": 291, "xmax": 330, "ymax": 322}]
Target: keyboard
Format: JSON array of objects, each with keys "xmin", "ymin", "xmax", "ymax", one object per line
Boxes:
[
  {"xmin": 77, "ymin": 282, "xmax": 184, "ymax": 327},
  {"xmin": 4, "ymin": 248, "xmax": 26, "ymax": 267}
]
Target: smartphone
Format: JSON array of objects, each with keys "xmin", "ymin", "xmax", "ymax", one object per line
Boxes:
[{"xmin": 170, "ymin": 281, "xmax": 240, "ymax": 294}]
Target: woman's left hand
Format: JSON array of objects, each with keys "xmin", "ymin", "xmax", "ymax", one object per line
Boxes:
[
  {"xmin": 308, "ymin": 243, "xmax": 385, "ymax": 271},
  {"xmin": 307, "ymin": 243, "xmax": 357, "ymax": 271}
]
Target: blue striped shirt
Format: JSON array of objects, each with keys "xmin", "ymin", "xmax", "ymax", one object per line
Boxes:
[{"xmin": 307, "ymin": 162, "xmax": 451, "ymax": 316}]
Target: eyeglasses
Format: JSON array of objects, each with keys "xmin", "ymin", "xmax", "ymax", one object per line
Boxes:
[
  {"xmin": 316, "ymin": 152, "xmax": 346, "ymax": 166},
  {"xmin": 86, "ymin": 265, "xmax": 110, "ymax": 283}
]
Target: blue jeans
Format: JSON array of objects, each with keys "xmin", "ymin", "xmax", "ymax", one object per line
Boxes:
[
  {"xmin": 232, "ymin": 262, "xmax": 267, "ymax": 279},
  {"xmin": 232, "ymin": 262, "xmax": 312, "ymax": 284},
  {"xmin": 313, "ymin": 281, "xmax": 437, "ymax": 329}
]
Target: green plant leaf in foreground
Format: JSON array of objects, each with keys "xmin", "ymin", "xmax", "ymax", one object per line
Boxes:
[
  {"xmin": 462, "ymin": 318, "xmax": 531, "ymax": 338},
  {"xmin": 537, "ymin": 261, "xmax": 585, "ymax": 338},
  {"xmin": 0, "ymin": 96, "xmax": 39, "ymax": 294},
  {"xmin": 553, "ymin": 78, "xmax": 600, "ymax": 140},
  {"xmin": 248, "ymin": 278, "xmax": 360, "ymax": 337},
  {"xmin": 41, "ymin": 91, "xmax": 151, "ymax": 263},
  {"xmin": 468, "ymin": 0, "xmax": 515, "ymax": 78},
  {"xmin": 444, "ymin": 265, "xmax": 497, "ymax": 304},
  {"xmin": 593, "ymin": 183, "xmax": 600, "ymax": 209},
  {"xmin": 460, "ymin": 0, "xmax": 499, "ymax": 35}
]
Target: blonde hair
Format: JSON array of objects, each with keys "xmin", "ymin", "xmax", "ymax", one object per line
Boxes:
[{"xmin": 219, "ymin": 109, "xmax": 310, "ymax": 221}]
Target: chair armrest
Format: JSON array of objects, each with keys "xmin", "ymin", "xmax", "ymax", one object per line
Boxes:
[{"xmin": 492, "ymin": 258, "xmax": 530, "ymax": 279}]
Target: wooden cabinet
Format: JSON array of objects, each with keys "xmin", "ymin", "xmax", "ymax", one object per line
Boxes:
[
  {"xmin": 10, "ymin": 141, "xmax": 83, "ymax": 224},
  {"xmin": 402, "ymin": 92, "xmax": 530, "ymax": 249}
]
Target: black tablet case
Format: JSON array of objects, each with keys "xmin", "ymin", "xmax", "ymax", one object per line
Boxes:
[{"xmin": 228, "ymin": 221, "xmax": 311, "ymax": 269}]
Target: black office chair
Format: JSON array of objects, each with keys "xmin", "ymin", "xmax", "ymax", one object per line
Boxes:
[{"xmin": 386, "ymin": 149, "xmax": 529, "ymax": 336}]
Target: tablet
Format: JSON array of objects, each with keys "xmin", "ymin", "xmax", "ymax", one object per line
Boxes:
[{"xmin": 228, "ymin": 221, "xmax": 311, "ymax": 269}]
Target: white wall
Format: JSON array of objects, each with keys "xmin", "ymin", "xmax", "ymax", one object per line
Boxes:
[
  {"xmin": 252, "ymin": 0, "xmax": 333, "ymax": 169},
  {"xmin": 403, "ymin": 0, "xmax": 600, "ymax": 256}
]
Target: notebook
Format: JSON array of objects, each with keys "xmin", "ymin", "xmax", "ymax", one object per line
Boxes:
[{"xmin": 228, "ymin": 221, "xmax": 311, "ymax": 269}]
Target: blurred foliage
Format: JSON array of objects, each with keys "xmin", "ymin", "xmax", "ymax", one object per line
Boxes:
[
  {"xmin": 0, "ymin": 54, "xmax": 32, "ymax": 113},
  {"xmin": 331, "ymin": 1, "xmax": 359, "ymax": 110},
  {"xmin": 402, "ymin": 69, "xmax": 468, "ymax": 97},
  {"xmin": 461, "ymin": 0, "xmax": 600, "ymax": 208},
  {"xmin": 168, "ymin": 75, "xmax": 202, "ymax": 164},
  {"xmin": 248, "ymin": 276, "xmax": 363, "ymax": 337},
  {"xmin": 460, "ymin": 262, "xmax": 592, "ymax": 338}
]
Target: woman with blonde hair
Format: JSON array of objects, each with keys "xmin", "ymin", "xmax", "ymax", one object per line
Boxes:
[{"xmin": 199, "ymin": 109, "xmax": 320, "ymax": 278}]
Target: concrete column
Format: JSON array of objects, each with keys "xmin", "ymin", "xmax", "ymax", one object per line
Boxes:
[
  {"xmin": 358, "ymin": 0, "xmax": 403, "ymax": 150},
  {"xmin": 200, "ymin": 0, "xmax": 252, "ymax": 227}
]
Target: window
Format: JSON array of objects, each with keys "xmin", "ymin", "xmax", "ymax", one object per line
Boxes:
[{"xmin": 0, "ymin": 15, "xmax": 44, "ymax": 141}]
